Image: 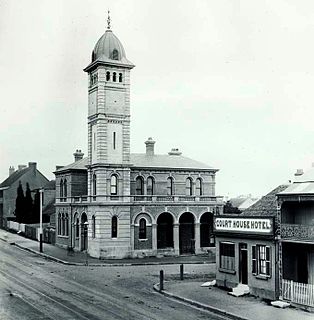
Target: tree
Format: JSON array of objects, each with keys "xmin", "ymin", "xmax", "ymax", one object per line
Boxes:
[
  {"xmin": 24, "ymin": 183, "xmax": 33, "ymax": 223},
  {"xmin": 32, "ymin": 190, "xmax": 40, "ymax": 223},
  {"xmin": 15, "ymin": 181, "xmax": 25, "ymax": 223},
  {"xmin": 223, "ymin": 201, "xmax": 241, "ymax": 214}
]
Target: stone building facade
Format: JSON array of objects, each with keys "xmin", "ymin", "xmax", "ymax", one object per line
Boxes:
[{"xmin": 55, "ymin": 22, "xmax": 223, "ymax": 259}]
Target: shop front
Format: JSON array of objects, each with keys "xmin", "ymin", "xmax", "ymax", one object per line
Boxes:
[{"xmin": 214, "ymin": 216, "xmax": 278, "ymax": 300}]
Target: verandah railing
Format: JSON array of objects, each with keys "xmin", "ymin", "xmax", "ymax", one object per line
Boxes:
[{"xmin": 282, "ymin": 279, "xmax": 314, "ymax": 307}]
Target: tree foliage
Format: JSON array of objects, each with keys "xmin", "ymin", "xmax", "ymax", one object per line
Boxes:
[
  {"xmin": 15, "ymin": 181, "xmax": 25, "ymax": 223},
  {"xmin": 24, "ymin": 183, "xmax": 33, "ymax": 223},
  {"xmin": 32, "ymin": 190, "xmax": 40, "ymax": 223}
]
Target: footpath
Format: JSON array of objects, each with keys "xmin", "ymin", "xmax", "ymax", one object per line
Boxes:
[{"xmin": 1, "ymin": 229, "xmax": 312, "ymax": 320}]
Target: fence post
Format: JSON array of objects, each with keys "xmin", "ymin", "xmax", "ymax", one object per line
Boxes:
[
  {"xmin": 180, "ymin": 264, "xmax": 184, "ymax": 280},
  {"xmin": 290, "ymin": 280, "xmax": 293, "ymax": 302},
  {"xmin": 160, "ymin": 270, "xmax": 164, "ymax": 291}
]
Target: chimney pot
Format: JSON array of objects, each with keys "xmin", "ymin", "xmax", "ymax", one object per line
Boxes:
[
  {"xmin": 295, "ymin": 168, "xmax": 304, "ymax": 176},
  {"xmin": 145, "ymin": 138, "xmax": 155, "ymax": 156},
  {"xmin": 9, "ymin": 166, "xmax": 15, "ymax": 176},
  {"xmin": 168, "ymin": 148, "xmax": 182, "ymax": 156},
  {"xmin": 73, "ymin": 149, "xmax": 84, "ymax": 162}
]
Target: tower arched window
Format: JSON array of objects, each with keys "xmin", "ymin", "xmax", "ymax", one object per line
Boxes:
[
  {"xmin": 196, "ymin": 178, "xmax": 203, "ymax": 196},
  {"xmin": 61, "ymin": 213, "xmax": 65, "ymax": 236},
  {"xmin": 113, "ymin": 72, "xmax": 117, "ymax": 82},
  {"xmin": 58, "ymin": 213, "xmax": 61, "ymax": 235},
  {"xmin": 147, "ymin": 177, "xmax": 155, "ymax": 196},
  {"xmin": 106, "ymin": 71, "xmax": 110, "ymax": 81},
  {"xmin": 119, "ymin": 73, "xmax": 123, "ymax": 82},
  {"xmin": 64, "ymin": 179, "xmax": 67, "ymax": 198},
  {"xmin": 167, "ymin": 177, "xmax": 174, "ymax": 196},
  {"xmin": 111, "ymin": 216, "xmax": 118, "ymax": 238},
  {"xmin": 112, "ymin": 49, "xmax": 119, "ymax": 60},
  {"xmin": 65, "ymin": 213, "xmax": 69, "ymax": 236},
  {"xmin": 92, "ymin": 215, "xmax": 96, "ymax": 238},
  {"xmin": 186, "ymin": 178, "xmax": 193, "ymax": 196},
  {"xmin": 136, "ymin": 176, "xmax": 144, "ymax": 195},
  {"xmin": 60, "ymin": 179, "xmax": 63, "ymax": 198},
  {"xmin": 92, "ymin": 174, "xmax": 97, "ymax": 196},
  {"xmin": 110, "ymin": 175, "xmax": 118, "ymax": 195},
  {"xmin": 139, "ymin": 218, "xmax": 147, "ymax": 239}
]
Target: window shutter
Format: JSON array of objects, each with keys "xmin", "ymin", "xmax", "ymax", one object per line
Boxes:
[
  {"xmin": 266, "ymin": 246, "xmax": 271, "ymax": 277},
  {"xmin": 252, "ymin": 245, "xmax": 257, "ymax": 275}
]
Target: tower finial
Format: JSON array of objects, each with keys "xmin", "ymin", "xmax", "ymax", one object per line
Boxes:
[{"xmin": 107, "ymin": 10, "xmax": 111, "ymax": 30}]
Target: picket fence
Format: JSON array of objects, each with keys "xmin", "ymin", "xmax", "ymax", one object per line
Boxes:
[{"xmin": 282, "ymin": 279, "xmax": 314, "ymax": 307}]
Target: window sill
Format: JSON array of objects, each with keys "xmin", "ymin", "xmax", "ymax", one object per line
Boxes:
[
  {"xmin": 139, "ymin": 239, "xmax": 148, "ymax": 242},
  {"xmin": 255, "ymin": 274, "xmax": 271, "ymax": 280},
  {"xmin": 218, "ymin": 268, "xmax": 236, "ymax": 275},
  {"xmin": 57, "ymin": 235, "xmax": 69, "ymax": 238}
]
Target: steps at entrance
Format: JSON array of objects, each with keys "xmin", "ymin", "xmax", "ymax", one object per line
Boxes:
[{"xmin": 228, "ymin": 284, "xmax": 250, "ymax": 297}]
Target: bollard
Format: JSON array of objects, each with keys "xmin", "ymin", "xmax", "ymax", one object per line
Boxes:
[
  {"xmin": 180, "ymin": 264, "xmax": 184, "ymax": 280},
  {"xmin": 159, "ymin": 270, "xmax": 164, "ymax": 291}
]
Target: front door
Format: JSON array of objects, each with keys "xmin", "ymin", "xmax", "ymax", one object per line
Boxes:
[{"xmin": 239, "ymin": 243, "xmax": 248, "ymax": 285}]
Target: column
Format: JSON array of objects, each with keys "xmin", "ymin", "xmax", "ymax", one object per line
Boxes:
[
  {"xmin": 174, "ymin": 223, "xmax": 179, "ymax": 255},
  {"xmin": 194, "ymin": 222, "xmax": 201, "ymax": 254},
  {"xmin": 130, "ymin": 224, "xmax": 135, "ymax": 251},
  {"xmin": 152, "ymin": 223, "xmax": 157, "ymax": 253}
]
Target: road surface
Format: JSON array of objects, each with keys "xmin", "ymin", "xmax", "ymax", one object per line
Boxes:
[{"xmin": 0, "ymin": 240, "xmax": 226, "ymax": 320}]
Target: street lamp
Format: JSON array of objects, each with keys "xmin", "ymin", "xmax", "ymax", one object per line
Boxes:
[{"xmin": 31, "ymin": 188, "xmax": 44, "ymax": 253}]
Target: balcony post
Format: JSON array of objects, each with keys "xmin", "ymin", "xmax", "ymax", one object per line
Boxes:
[
  {"xmin": 152, "ymin": 223, "xmax": 157, "ymax": 253},
  {"xmin": 174, "ymin": 223, "xmax": 179, "ymax": 255},
  {"xmin": 194, "ymin": 222, "xmax": 201, "ymax": 254}
]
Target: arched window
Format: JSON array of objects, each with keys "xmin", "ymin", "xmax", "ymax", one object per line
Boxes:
[
  {"xmin": 106, "ymin": 71, "xmax": 110, "ymax": 81},
  {"xmin": 58, "ymin": 213, "xmax": 61, "ymax": 235},
  {"xmin": 136, "ymin": 176, "xmax": 144, "ymax": 195},
  {"xmin": 112, "ymin": 72, "xmax": 117, "ymax": 82},
  {"xmin": 112, "ymin": 49, "xmax": 119, "ymax": 60},
  {"xmin": 111, "ymin": 216, "xmax": 118, "ymax": 238},
  {"xmin": 61, "ymin": 213, "xmax": 65, "ymax": 236},
  {"xmin": 119, "ymin": 73, "xmax": 123, "ymax": 82},
  {"xmin": 76, "ymin": 218, "xmax": 80, "ymax": 238},
  {"xmin": 65, "ymin": 213, "xmax": 69, "ymax": 236},
  {"xmin": 139, "ymin": 218, "xmax": 147, "ymax": 239},
  {"xmin": 92, "ymin": 174, "xmax": 97, "ymax": 196},
  {"xmin": 147, "ymin": 177, "xmax": 155, "ymax": 195},
  {"xmin": 63, "ymin": 179, "xmax": 67, "ymax": 198},
  {"xmin": 186, "ymin": 178, "xmax": 193, "ymax": 196},
  {"xmin": 167, "ymin": 177, "xmax": 174, "ymax": 196},
  {"xmin": 110, "ymin": 175, "xmax": 118, "ymax": 195},
  {"xmin": 60, "ymin": 179, "xmax": 63, "ymax": 198},
  {"xmin": 92, "ymin": 215, "xmax": 96, "ymax": 238},
  {"xmin": 196, "ymin": 178, "xmax": 202, "ymax": 196}
]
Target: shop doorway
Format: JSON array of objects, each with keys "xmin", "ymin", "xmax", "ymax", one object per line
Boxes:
[
  {"xmin": 157, "ymin": 212, "xmax": 174, "ymax": 249},
  {"xmin": 81, "ymin": 213, "xmax": 88, "ymax": 251},
  {"xmin": 179, "ymin": 212, "xmax": 195, "ymax": 254},
  {"xmin": 239, "ymin": 243, "xmax": 248, "ymax": 285}
]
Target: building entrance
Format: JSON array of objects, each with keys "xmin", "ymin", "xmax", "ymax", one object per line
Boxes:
[
  {"xmin": 239, "ymin": 243, "xmax": 248, "ymax": 285},
  {"xmin": 157, "ymin": 212, "xmax": 173, "ymax": 249},
  {"xmin": 179, "ymin": 212, "xmax": 195, "ymax": 254}
]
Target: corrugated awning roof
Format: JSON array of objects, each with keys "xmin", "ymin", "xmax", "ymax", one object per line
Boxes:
[{"xmin": 278, "ymin": 182, "xmax": 314, "ymax": 195}]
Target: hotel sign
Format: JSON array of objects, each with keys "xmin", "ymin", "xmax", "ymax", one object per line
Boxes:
[{"xmin": 214, "ymin": 217, "xmax": 273, "ymax": 235}]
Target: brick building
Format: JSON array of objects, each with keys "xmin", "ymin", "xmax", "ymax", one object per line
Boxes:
[
  {"xmin": 0, "ymin": 163, "xmax": 49, "ymax": 227},
  {"xmin": 54, "ymin": 20, "xmax": 223, "ymax": 258}
]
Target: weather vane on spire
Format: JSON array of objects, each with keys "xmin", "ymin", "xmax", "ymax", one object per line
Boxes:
[{"xmin": 107, "ymin": 10, "xmax": 111, "ymax": 30}]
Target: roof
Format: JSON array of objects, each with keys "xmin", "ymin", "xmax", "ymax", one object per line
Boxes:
[
  {"xmin": 242, "ymin": 184, "xmax": 289, "ymax": 217},
  {"xmin": 55, "ymin": 154, "xmax": 217, "ymax": 173},
  {"xmin": 85, "ymin": 29, "xmax": 134, "ymax": 70},
  {"xmin": 294, "ymin": 167, "xmax": 314, "ymax": 183},
  {"xmin": 44, "ymin": 180, "xmax": 56, "ymax": 190},
  {"xmin": 278, "ymin": 182, "xmax": 314, "ymax": 195},
  {"xmin": 0, "ymin": 167, "xmax": 31, "ymax": 188},
  {"xmin": 43, "ymin": 198, "xmax": 55, "ymax": 216},
  {"xmin": 130, "ymin": 153, "xmax": 216, "ymax": 170}
]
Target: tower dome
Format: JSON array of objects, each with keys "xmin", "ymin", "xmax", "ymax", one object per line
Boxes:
[{"xmin": 92, "ymin": 29, "xmax": 127, "ymax": 63}]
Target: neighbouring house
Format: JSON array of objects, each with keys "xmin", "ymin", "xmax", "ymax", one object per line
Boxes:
[
  {"xmin": 0, "ymin": 163, "xmax": 49, "ymax": 228},
  {"xmin": 277, "ymin": 168, "xmax": 314, "ymax": 310},
  {"xmin": 214, "ymin": 185, "xmax": 289, "ymax": 300},
  {"xmin": 228, "ymin": 195, "xmax": 259, "ymax": 212},
  {"xmin": 54, "ymin": 19, "xmax": 224, "ymax": 259},
  {"xmin": 43, "ymin": 180, "xmax": 56, "ymax": 224}
]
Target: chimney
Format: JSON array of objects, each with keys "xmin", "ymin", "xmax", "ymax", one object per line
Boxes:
[
  {"xmin": 18, "ymin": 165, "xmax": 27, "ymax": 171},
  {"xmin": 9, "ymin": 166, "xmax": 15, "ymax": 176},
  {"xmin": 168, "ymin": 148, "xmax": 182, "ymax": 156},
  {"xmin": 145, "ymin": 138, "xmax": 155, "ymax": 156},
  {"xmin": 295, "ymin": 169, "xmax": 304, "ymax": 177},
  {"xmin": 73, "ymin": 149, "xmax": 84, "ymax": 162},
  {"xmin": 28, "ymin": 162, "xmax": 37, "ymax": 173}
]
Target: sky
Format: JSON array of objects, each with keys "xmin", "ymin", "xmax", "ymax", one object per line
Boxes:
[{"xmin": 1, "ymin": 0, "xmax": 314, "ymax": 198}]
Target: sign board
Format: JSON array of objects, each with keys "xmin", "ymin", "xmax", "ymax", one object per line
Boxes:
[{"xmin": 214, "ymin": 217, "xmax": 273, "ymax": 235}]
